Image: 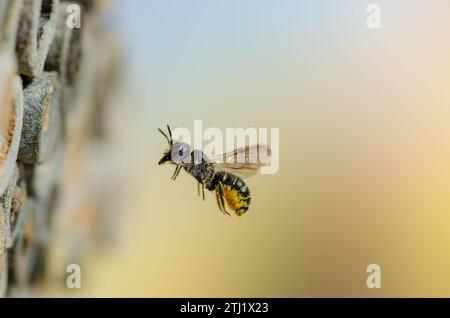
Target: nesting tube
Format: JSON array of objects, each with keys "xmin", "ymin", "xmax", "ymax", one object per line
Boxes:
[
  {"xmin": 7, "ymin": 199, "xmax": 39, "ymax": 288},
  {"xmin": 0, "ymin": 52, "xmax": 23, "ymax": 195},
  {"xmin": 0, "ymin": 0, "xmax": 22, "ymax": 52},
  {"xmin": 0, "ymin": 1, "xmax": 6, "ymax": 22},
  {"xmin": 45, "ymin": 2, "xmax": 76, "ymax": 86},
  {"xmin": 78, "ymin": 0, "xmax": 110, "ymax": 13},
  {"xmin": 0, "ymin": 168, "xmax": 10, "ymax": 298},
  {"xmin": 0, "ymin": 246, "xmax": 6, "ymax": 298},
  {"xmin": 0, "ymin": 166, "xmax": 20, "ymax": 298},
  {"xmin": 0, "ymin": 165, "xmax": 27, "ymax": 249},
  {"xmin": 45, "ymin": 1, "xmax": 82, "ymax": 113},
  {"xmin": 18, "ymin": 72, "xmax": 60, "ymax": 164},
  {"xmin": 15, "ymin": 0, "xmax": 59, "ymax": 77}
]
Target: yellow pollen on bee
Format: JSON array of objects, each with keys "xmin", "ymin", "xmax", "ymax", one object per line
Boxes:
[{"xmin": 223, "ymin": 185, "xmax": 249, "ymax": 212}]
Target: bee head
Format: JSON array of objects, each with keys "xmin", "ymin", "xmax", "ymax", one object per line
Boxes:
[{"xmin": 158, "ymin": 125, "xmax": 191, "ymax": 165}]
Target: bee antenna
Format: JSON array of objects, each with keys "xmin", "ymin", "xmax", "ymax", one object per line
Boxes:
[
  {"xmin": 166, "ymin": 125, "xmax": 173, "ymax": 146},
  {"xmin": 158, "ymin": 128, "xmax": 171, "ymax": 146}
]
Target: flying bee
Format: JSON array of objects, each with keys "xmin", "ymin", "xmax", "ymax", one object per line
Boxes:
[{"xmin": 158, "ymin": 125, "xmax": 271, "ymax": 216}]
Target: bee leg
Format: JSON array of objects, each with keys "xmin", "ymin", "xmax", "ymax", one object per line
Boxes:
[
  {"xmin": 215, "ymin": 188, "xmax": 225, "ymax": 213},
  {"xmin": 217, "ymin": 181, "xmax": 230, "ymax": 216},
  {"xmin": 171, "ymin": 164, "xmax": 183, "ymax": 181},
  {"xmin": 197, "ymin": 183, "xmax": 206, "ymax": 201}
]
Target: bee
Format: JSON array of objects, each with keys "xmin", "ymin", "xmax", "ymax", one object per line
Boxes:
[{"xmin": 158, "ymin": 125, "xmax": 271, "ymax": 216}]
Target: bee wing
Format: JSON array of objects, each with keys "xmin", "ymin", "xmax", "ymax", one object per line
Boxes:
[
  {"xmin": 211, "ymin": 144, "xmax": 271, "ymax": 179},
  {"xmin": 215, "ymin": 163, "xmax": 263, "ymax": 179}
]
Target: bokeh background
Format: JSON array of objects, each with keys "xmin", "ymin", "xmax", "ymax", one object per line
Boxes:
[{"xmin": 48, "ymin": 0, "xmax": 450, "ymax": 297}]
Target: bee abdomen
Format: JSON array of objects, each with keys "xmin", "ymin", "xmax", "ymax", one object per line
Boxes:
[{"xmin": 217, "ymin": 172, "xmax": 251, "ymax": 216}]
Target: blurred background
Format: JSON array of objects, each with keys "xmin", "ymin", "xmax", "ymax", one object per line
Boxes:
[{"xmin": 44, "ymin": 0, "xmax": 450, "ymax": 297}]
